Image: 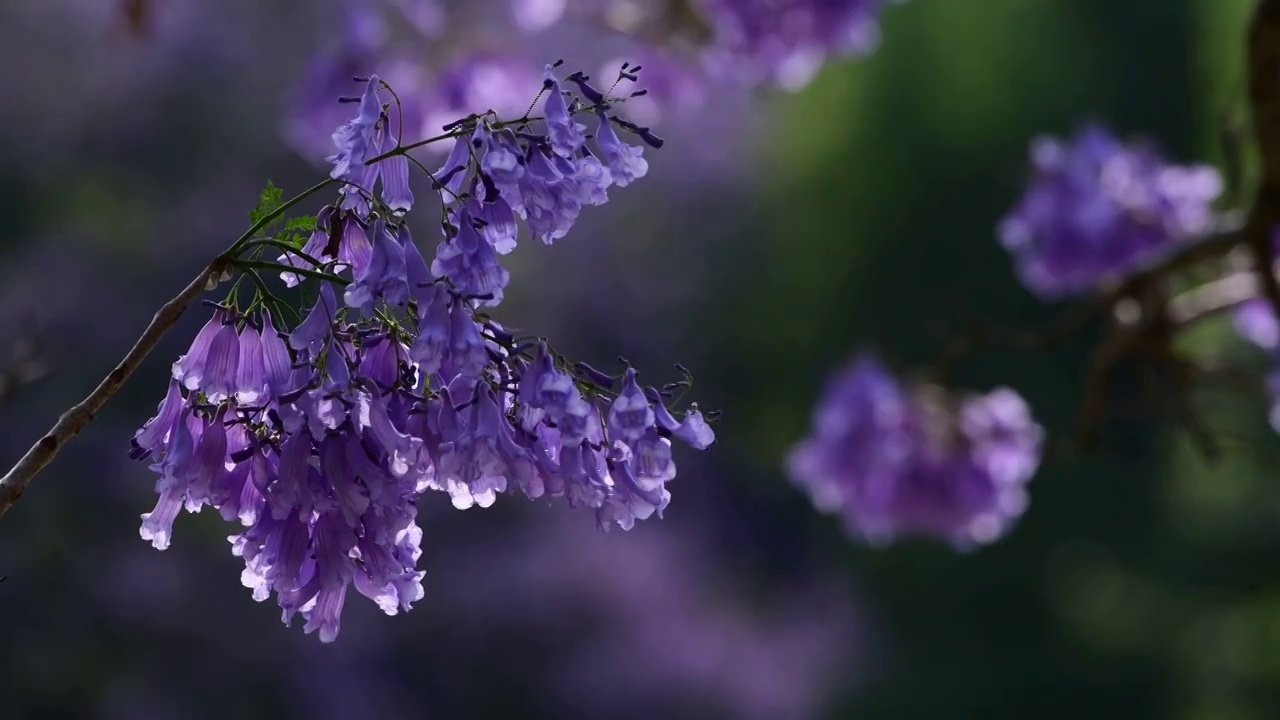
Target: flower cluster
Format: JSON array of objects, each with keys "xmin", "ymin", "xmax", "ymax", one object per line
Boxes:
[
  {"xmin": 998, "ymin": 124, "xmax": 1223, "ymax": 299},
  {"xmin": 131, "ymin": 67, "xmax": 713, "ymax": 641},
  {"xmin": 786, "ymin": 355, "xmax": 1042, "ymax": 548}
]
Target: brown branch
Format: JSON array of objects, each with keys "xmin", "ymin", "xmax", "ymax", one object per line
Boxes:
[
  {"xmin": 933, "ymin": 229, "xmax": 1244, "ymax": 378},
  {"xmin": 0, "ymin": 178, "xmax": 333, "ymax": 521},
  {"xmin": 930, "ymin": 3, "xmax": 1280, "ymax": 464},
  {"xmin": 1247, "ymin": 0, "xmax": 1280, "ymax": 322},
  {"xmin": 0, "ymin": 259, "xmax": 228, "ymax": 520},
  {"xmin": 1159, "ymin": 357, "xmax": 1222, "ymax": 462},
  {"xmin": 1166, "ymin": 270, "xmax": 1259, "ymax": 325}
]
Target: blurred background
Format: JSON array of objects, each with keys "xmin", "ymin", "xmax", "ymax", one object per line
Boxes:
[{"xmin": 0, "ymin": 0, "xmax": 1275, "ymax": 718}]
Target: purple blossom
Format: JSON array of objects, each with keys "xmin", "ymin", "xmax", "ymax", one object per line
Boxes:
[
  {"xmin": 787, "ymin": 354, "xmax": 1042, "ymax": 548},
  {"xmin": 279, "ymin": 212, "xmax": 374, "ymax": 287},
  {"xmin": 328, "ymin": 75, "xmax": 383, "ymax": 182},
  {"xmin": 703, "ymin": 0, "xmax": 889, "ymax": 89},
  {"xmin": 289, "ymin": 283, "xmax": 338, "ymax": 356},
  {"xmin": 480, "ymin": 128, "xmax": 524, "ymax": 188},
  {"xmin": 470, "ymin": 195, "xmax": 518, "ymax": 254},
  {"xmin": 430, "ymin": 208, "xmax": 510, "ymax": 306},
  {"xmin": 344, "ymin": 221, "xmax": 410, "ymax": 313},
  {"xmin": 998, "ymin": 124, "xmax": 1223, "ymax": 298},
  {"xmin": 595, "ymin": 111, "xmax": 648, "ymax": 186},
  {"xmin": 375, "ymin": 130, "xmax": 414, "ymax": 214},
  {"xmin": 542, "ymin": 65, "xmax": 588, "ymax": 158},
  {"xmin": 171, "ymin": 309, "xmax": 227, "ymax": 391}
]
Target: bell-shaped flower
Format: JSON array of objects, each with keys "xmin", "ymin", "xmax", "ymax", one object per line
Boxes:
[
  {"xmin": 542, "ymin": 66, "xmax": 587, "ymax": 157},
  {"xmin": 594, "ymin": 111, "xmax": 649, "ymax": 187},
  {"xmin": 431, "ymin": 208, "xmax": 510, "ymax": 306}
]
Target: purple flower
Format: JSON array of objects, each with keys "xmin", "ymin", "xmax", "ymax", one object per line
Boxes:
[
  {"xmin": 443, "ymin": 301, "xmax": 489, "ymax": 380},
  {"xmin": 431, "ymin": 208, "xmax": 510, "ymax": 306},
  {"xmin": 259, "ymin": 309, "xmax": 294, "ymax": 396},
  {"xmin": 344, "ymin": 221, "xmax": 410, "ymax": 313},
  {"xmin": 542, "ymin": 65, "xmax": 588, "ymax": 157},
  {"xmin": 787, "ymin": 354, "xmax": 1042, "ymax": 548},
  {"xmin": 194, "ymin": 323, "xmax": 240, "ymax": 403},
  {"xmin": 131, "ymin": 378, "xmax": 186, "ymax": 461},
  {"xmin": 469, "ymin": 195, "xmax": 518, "ymax": 254},
  {"xmin": 518, "ymin": 148, "xmax": 585, "ymax": 243},
  {"xmin": 594, "ymin": 112, "xmax": 648, "ymax": 187},
  {"xmin": 328, "ymin": 75, "xmax": 383, "ymax": 182},
  {"xmin": 233, "ymin": 324, "xmax": 268, "ymax": 405},
  {"xmin": 998, "ymin": 124, "xmax": 1223, "ymax": 298},
  {"xmin": 703, "ymin": 0, "xmax": 889, "ymax": 89},
  {"xmin": 570, "ymin": 153, "xmax": 612, "ymax": 207},
  {"xmin": 481, "ymin": 128, "xmax": 525, "ymax": 188},
  {"xmin": 409, "ymin": 282, "xmax": 451, "ymax": 375},
  {"xmin": 435, "ymin": 135, "xmax": 471, "ymax": 201},
  {"xmin": 290, "ymin": 283, "xmax": 338, "ymax": 356},
  {"xmin": 375, "ymin": 129, "xmax": 414, "ymax": 214},
  {"xmin": 607, "ymin": 369, "xmax": 654, "ymax": 443},
  {"xmin": 279, "ymin": 212, "xmax": 373, "ymax": 287},
  {"xmin": 171, "ymin": 309, "xmax": 226, "ymax": 391}
]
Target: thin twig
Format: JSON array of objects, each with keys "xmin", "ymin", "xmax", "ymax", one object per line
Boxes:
[
  {"xmin": 0, "ymin": 258, "xmax": 228, "ymax": 519},
  {"xmin": 1167, "ymin": 270, "xmax": 1259, "ymax": 325},
  {"xmin": 0, "ymin": 178, "xmax": 334, "ymax": 520},
  {"xmin": 1246, "ymin": 0, "xmax": 1280, "ymax": 323}
]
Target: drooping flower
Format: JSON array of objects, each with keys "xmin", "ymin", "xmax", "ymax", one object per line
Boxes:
[
  {"xmin": 431, "ymin": 208, "xmax": 510, "ymax": 305},
  {"xmin": 542, "ymin": 65, "xmax": 588, "ymax": 158},
  {"xmin": 594, "ymin": 111, "xmax": 648, "ymax": 187},
  {"xmin": 328, "ymin": 75, "xmax": 384, "ymax": 182},
  {"xmin": 344, "ymin": 221, "xmax": 410, "ymax": 313}
]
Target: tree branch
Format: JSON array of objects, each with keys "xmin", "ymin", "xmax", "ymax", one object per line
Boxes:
[
  {"xmin": 928, "ymin": 0, "xmax": 1280, "ymax": 454},
  {"xmin": 1247, "ymin": 0, "xmax": 1280, "ymax": 320},
  {"xmin": 0, "ymin": 259, "xmax": 230, "ymax": 519},
  {"xmin": 0, "ymin": 176, "xmax": 336, "ymax": 521}
]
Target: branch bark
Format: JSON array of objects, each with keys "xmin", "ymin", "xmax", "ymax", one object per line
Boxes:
[
  {"xmin": 0, "ymin": 177, "xmax": 333, "ymax": 521},
  {"xmin": 0, "ymin": 259, "xmax": 228, "ymax": 519},
  {"xmin": 1247, "ymin": 0, "xmax": 1280, "ymax": 319}
]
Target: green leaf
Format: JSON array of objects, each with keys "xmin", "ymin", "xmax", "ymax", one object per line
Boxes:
[
  {"xmin": 249, "ymin": 181, "xmax": 284, "ymax": 226},
  {"xmin": 276, "ymin": 232, "xmax": 308, "ymax": 249},
  {"xmin": 283, "ymin": 215, "xmax": 318, "ymax": 232}
]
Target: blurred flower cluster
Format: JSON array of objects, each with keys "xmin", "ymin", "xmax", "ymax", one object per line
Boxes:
[
  {"xmin": 788, "ymin": 356, "xmax": 1042, "ymax": 548},
  {"xmin": 285, "ymin": 0, "xmax": 904, "ymax": 160},
  {"xmin": 785, "ymin": 123, "xmax": 1238, "ymax": 550}
]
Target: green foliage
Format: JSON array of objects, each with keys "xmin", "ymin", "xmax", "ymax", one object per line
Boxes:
[
  {"xmin": 275, "ymin": 214, "xmax": 318, "ymax": 250},
  {"xmin": 283, "ymin": 215, "xmax": 317, "ymax": 232},
  {"xmin": 248, "ymin": 181, "xmax": 317, "ymax": 249},
  {"xmin": 248, "ymin": 181, "xmax": 284, "ymax": 226}
]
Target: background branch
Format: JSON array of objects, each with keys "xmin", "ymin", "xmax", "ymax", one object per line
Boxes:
[
  {"xmin": 925, "ymin": 3, "xmax": 1280, "ymax": 458},
  {"xmin": 1248, "ymin": 0, "xmax": 1280, "ymax": 322}
]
